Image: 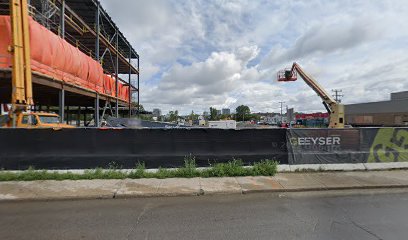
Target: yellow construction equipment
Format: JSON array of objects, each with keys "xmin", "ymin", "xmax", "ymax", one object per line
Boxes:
[
  {"xmin": 10, "ymin": 0, "xmax": 33, "ymax": 107},
  {"xmin": 5, "ymin": 0, "xmax": 71, "ymax": 128},
  {"xmin": 9, "ymin": 0, "xmax": 33, "ymax": 127},
  {"xmin": 277, "ymin": 62, "xmax": 345, "ymax": 128},
  {"xmin": 0, "ymin": 112, "xmax": 74, "ymax": 128}
]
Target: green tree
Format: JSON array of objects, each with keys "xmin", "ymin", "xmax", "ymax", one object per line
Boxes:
[
  {"xmin": 235, "ymin": 105, "xmax": 251, "ymax": 121},
  {"xmin": 209, "ymin": 107, "xmax": 219, "ymax": 121},
  {"xmin": 219, "ymin": 114, "xmax": 231, "ymax": 120},
  {"xmin": 138, "ymin": 114, "xmax": 153, "ymax": 121},
  {"xmin": 132, "ymin": 102, "xmax": 145, "ymax": 112},
  {"xmin": 168, "ymin": 110, "xmax": 179, "ymax": 122},
  {"xmin": 189, "ymin": 111, "xmax": 198, "ymax": 121}
]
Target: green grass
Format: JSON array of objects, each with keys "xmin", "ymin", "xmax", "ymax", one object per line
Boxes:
[{"xmin": 0, "ymin": 156, "xmax": 278, "ymax": 181}]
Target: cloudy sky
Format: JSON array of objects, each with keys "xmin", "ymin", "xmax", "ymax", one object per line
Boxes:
[{"xmin": 100, "ymin": 0, "xmax": 408, "ymax": 115}]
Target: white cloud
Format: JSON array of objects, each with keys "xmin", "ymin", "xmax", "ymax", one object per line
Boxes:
[
  {"xmin": 260, "ymin": 14, "xmax": 386, "ymax": 70},
  {"xmin": 101, "ymin": 0, "xmax": 408, "ymax": 115},
  {"xmin": 141, "ymin": 46, "xmax": 264, "ymax": 112}
]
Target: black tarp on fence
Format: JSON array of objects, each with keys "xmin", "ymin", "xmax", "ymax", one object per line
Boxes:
[
  {"xmin": 287, "ymin": 128, "xmax": 408, "ymax": 164},
  {"xmin": 361, "ymin": 128, "xmax": 408, "ymax": 163},
  {"xmin": 0, "ymin": 128, "xmax": 287, "ymax": 170},
  {"xmin": 287, "ymin": 128, "xmax": 365, "ymax": 164},
  {"xmin": 0, "ymin": 127, "xmax": 407, "ymax": 170}
]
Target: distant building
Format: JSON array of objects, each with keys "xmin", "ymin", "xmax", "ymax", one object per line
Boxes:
[
  {"xmin": 345, "ymin": 91, "xmax": 408, "ymax": 126},
  {"xmin": 287, "ymin": 108, "xmax": 294, "ymax": 122},
  {"xmin": 222, "ymin": 108, "xmax": 231, "ymax": 115},
  {"xmin": 152, "ymin": 108, "xmax": 161, "ymax": 117},
  {"xmin": 177, "ymin": 117, "xmax": 186, "ymax": 126},
  {"xmin": 216, "ymin": 110, "xmax": 222, "ymax": 115},
  {"xmin": 295, "ymin": 113, "xmax": 329, "ymax": 128},
  {"xmin": 265, "ymin": 114, "xmax": 285, "ymax": 125},
  {"xmin": 208, "ymin": 120, "xmax": 236, "ymax": 129}
]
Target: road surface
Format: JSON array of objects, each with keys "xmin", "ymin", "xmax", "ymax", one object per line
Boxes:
[{"xmin": 1, "ymin": 189, "xmax": 408, "ymax": 239}]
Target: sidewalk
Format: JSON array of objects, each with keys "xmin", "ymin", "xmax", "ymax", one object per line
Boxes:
[{"xmin": 1, "ymin": 170, "xmax": 408, "ymax": 201}]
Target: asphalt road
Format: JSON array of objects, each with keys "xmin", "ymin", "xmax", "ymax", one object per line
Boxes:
[{"xmin": 1, "ymin": 189, "xmax": 408, "ymax": 240}]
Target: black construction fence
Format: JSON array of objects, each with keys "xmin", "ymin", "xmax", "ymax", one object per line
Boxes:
[{"xmin": 0, "ymin": 127, "xmax": 407, "ymax": 170}]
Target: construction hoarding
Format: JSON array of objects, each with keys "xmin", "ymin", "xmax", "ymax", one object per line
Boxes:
[
  {"xmin": 363, "ymin": 128, "xmax": 408, "ymax": 163},
  {"xmin": 0, "ymin": 128, "xmax": 288, "ymax": 170},
  {"xmin": 287, "ymin": 129, "xmax": 363, "ymax": 164},
  {"xmin": 0, "ymin": 128, "xmax": 406, "ymax": 170},
  {"xmin": 287, "ymin": 128, "xmax": 408, "ymax": 164}
]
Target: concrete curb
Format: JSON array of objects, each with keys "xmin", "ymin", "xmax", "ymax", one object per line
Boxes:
[
  {"xmin": 4, "ymin": 162, "xmax": 408, "ymax": 175},
  {"xmin": 240, "ymin": 184, "xmax": 408, "ymax": 195},
  {"xmin": 277, "ymin": 162, "xmax": 408, "ymax": 172},
  {"xmin": 363, "ymin": 162, "xmax": 408, "ymax": 170},
  {"xmin": 2, "ymin": 181, "xmax": 408, "ymax": 203},
  {"xmin": 2, "ymin": 167, "xmax": 408, "ymax": 202}
]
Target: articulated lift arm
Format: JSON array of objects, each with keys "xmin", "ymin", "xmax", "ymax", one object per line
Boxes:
[
  {"xmin": 9, "ymin": 0, "xmax": 33, "ymax": 126},
  {"xmin": 278, "ymin": 62, "xmax": 344, "ymax": 128},
  {"xmin": 10, "ymin": 0, "xmax": 33, "ymax": 107}
]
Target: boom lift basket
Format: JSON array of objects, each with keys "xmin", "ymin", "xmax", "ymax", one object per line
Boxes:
[{"xmin": 277, "ymin": 69, "xmax": 297, "ymax": 82}]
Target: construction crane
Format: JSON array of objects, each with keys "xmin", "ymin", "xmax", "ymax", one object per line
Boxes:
[
  {"xmin": 8, "ymin": 0, "xmax": 33, "ymax": 127},
  {"xmin": 277, "ymin": 62, "xmax": 344, "ymax": 128}
]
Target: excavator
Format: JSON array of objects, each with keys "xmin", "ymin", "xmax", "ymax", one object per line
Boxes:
[
  {"xmin": 1, "ymin": 0, "xmax": 72, "ymax": 128},
  {"xmin": 277, "ymin": 62, "xmax": 344, "ymax": 128}
]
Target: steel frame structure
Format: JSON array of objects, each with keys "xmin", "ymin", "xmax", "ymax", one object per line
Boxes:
[{"xmin": 0, "ymin": 0, "xmax": 140, "ymax": 126}]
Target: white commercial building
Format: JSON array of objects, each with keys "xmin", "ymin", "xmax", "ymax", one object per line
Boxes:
[{"xmin": 208, "ymin": 120, "xmax": 236, "ymax": 129}]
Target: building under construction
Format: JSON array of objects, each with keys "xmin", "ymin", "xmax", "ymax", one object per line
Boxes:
[{"xmin": 0, "ymin": 0, "xmax": 139, "ymax": 126}]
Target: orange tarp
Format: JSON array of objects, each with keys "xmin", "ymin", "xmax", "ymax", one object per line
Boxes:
[
  {"xmin": 0, "ymin": 15, "xmax": 12, "ymax": 67},
  {"xmin": 0, "ymin": 16, "xmax": 129, "ymax": 103}
]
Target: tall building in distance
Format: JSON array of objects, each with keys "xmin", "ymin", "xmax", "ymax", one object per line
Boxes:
[
  {"xmin": 287, "ymin": 108, "xmax": 294, "ymax": 122},
  {"xmin": 222, "ymin": 108, "xmax": 231, "ymax": 115},
  {"xmin": 152, "ymin": 108, "xmax": 162, "ymax": 117}
]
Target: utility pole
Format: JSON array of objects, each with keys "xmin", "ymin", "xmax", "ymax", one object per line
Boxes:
[
  {"xmin": 332, "ymin": 89, "xmax": 344, "ymax": 103},
  {"xmin": 279, "ymin": 101, "xmax": 285, "ymax": 123}
]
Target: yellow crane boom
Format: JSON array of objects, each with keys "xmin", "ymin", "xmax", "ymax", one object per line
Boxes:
[
  {"xmin": 277, "ymin": 62, "xmax": 345, "ymax": 128},
  {"xmin": 10, "ymin": 0, "xmax": 33, "ymax": 109}
]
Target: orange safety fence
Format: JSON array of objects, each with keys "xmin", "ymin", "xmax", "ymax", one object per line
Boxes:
[{"xmin": 0, "ymin": 16, "xmax": 130, "ymax": 103}]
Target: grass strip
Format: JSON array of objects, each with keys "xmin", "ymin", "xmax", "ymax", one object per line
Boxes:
[{"xmin": 0, "ymin": 157, "xmax": 278, "ymax": 181}]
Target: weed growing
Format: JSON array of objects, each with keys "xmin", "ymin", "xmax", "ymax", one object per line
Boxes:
[{"xmin": 0, "ymin": 157, "xmax": 278, "ymax": 181}]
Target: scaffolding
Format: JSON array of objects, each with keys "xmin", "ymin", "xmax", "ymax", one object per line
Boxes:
[{"xmin": 0, "ymin": 0, "xmax": 140, "ymax": 126}]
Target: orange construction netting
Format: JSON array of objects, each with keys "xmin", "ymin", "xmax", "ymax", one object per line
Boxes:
[{"xmin": 0, "ymin": 16, "xmax": 130, "ymax": 102}]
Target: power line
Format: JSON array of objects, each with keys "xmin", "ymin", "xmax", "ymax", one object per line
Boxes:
[{"xmin": 332, "ymin": 89, "xmax": 344, "ymax": 103}]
